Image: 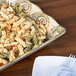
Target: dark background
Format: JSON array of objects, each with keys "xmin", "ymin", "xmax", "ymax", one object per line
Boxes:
[{"xmin": 0, "ymin": 0, "xmax": 76, "ymax": 76}]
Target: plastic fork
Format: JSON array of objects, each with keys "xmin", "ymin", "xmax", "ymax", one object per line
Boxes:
[
  {"xmin": 56, "ymin": 54, "xmax": 76, "ymax": 76},
  {"xmin": 62, "ymin": 54, "xmax": 76, "ymax": 65},
  {"xmin": 52, "ymin": 54, "xmax": 76, "ymax": 76}
]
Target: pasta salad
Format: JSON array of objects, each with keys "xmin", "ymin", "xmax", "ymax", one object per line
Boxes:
[{"xmin": 0, "ymin": 3, "xmax": 48, "ymax": 66}]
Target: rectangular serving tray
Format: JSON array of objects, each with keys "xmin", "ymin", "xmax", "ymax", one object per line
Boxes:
[{"xmin": 0, "ymin": 0, "xmax": 66, "ymax": 71}]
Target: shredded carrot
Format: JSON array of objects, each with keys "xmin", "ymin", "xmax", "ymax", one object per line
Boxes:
[
  {"xmin": 43, "ymin": 24, "xmax": 45, "ymax": 26},
  {"xmin": 6, "ymin": 23, "xmax": 9, "ymax": 25},
  {"xmin": 5, "ymin": 6, "xmax": 9, "ymax": 8},
  {"xmin": 14, "ymin": 52, "xmax": 15, "ymax": 56},
  {"xmin": 36, "ymin": 20, "xmax": 40, "ymax": 25},
  {"xmin": 8, "ymin": 12, "xmax": 14, "ymax": 15},
  {"xmin": 8, "ymin": 45, "xmax": 16, "ymax": 51},
  {"xmin": 5, "ymin": 27, "xmax": 8, "ymax": 31},
  {"xmin": 8, "ymin": 47, "xmax": 11, "ymax": 51},
  {"xmin": 0, "ymin": 63, "xmax": 3, "ymax": 66},
  {"xmin": 7, "ymin": 12, "xmax": 11, "ymax": 15},
  {"xmin": 11, "ymin": 45, "xmax": 16, "ymax": 48},
  {"xmin": 11, "ymin": 11, "xmax": 14, "ymax": 14}
]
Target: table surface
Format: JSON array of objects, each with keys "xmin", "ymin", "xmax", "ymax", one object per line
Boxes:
[{"xmin": 0, "ymin": 0, "xmax": 76, "ymax": 76}]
